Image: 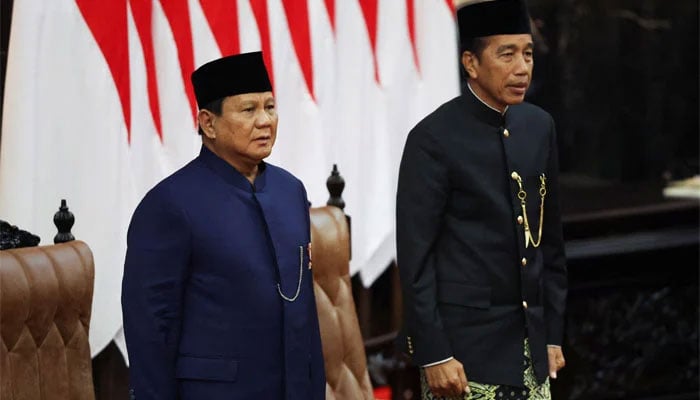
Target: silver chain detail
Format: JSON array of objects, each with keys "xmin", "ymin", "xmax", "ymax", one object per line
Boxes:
[{"xmin": 277, "ymin": 245, "xmax": 304, "ymax": 302}]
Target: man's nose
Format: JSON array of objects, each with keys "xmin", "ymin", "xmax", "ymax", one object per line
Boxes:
[
  {"xmin": 255, "ymin": 109, "xmax": 272, "ymax": 126},
  {"xmin": 513, "ymin": 53, "xmax": 530, "ymax": 74}
]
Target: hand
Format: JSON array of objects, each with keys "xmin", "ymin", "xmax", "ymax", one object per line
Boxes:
[
  {"xmin": 424, "ymin": 358, "xmax": 469, "ymax": 398},
  {"xmin": 547, "ymin": 346, "xmax": 565, "ymax": 379}
]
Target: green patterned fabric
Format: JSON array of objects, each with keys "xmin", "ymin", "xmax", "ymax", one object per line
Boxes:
[{"xmin": 420, "ymin": 339, "xmax": 550, "ymax": 400}]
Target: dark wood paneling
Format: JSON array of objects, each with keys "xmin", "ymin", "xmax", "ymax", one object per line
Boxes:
[{"xmin": 92, "ymin": 342, "xmax": 129, "ymax": 400}]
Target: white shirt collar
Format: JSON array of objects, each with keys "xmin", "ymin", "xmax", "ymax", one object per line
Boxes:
[{"xmin": 467, "ymin": 83, "xmax": 508, "ymax": 115}]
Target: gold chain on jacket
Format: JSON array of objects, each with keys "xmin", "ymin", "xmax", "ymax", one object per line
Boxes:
[{"xmin": 512, "ymin": 172, "xmax": 547, "ymax": 248}]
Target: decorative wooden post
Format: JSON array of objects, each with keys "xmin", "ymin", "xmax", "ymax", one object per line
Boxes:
[
  {"xmin": 326, "ymin": 164, "xmax": 345, "ymax": 210},
  {"xmin": 326, "ymin": 164, "xmax": 351, "ymax": 260},
  {"xmin": 326, "ymin": 164, "xmax": 372, "ymax": 339},
  {"xmin": 53, "ymin": 199, "xmax": 75, "ymax": 243}
]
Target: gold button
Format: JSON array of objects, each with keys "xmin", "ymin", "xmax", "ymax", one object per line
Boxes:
[
  {"xmin": 522, "ymin": 301, "xmax": 528, "ymax": 309},
  {"xmin": 511, "ymin": 171, "xmax": 519, "ymax": 180},
  {"xmin": 517, "ymin": 215, "xmax": 524, "ymax": 224},
  {"xmin": 503, "ymin": 128, "xmax": 510, "ymax": 137},
  {"xmin": 521, "ymin": 257, "xmax": 527, "ymax": 266}
]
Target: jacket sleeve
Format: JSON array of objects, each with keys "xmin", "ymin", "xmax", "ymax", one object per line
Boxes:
[
  {"xmin": 396, "ymin": 126, "xmax": 453, "ymax": 366},
  {"xmin": 542, "ymin": 117, "xmax": 568, "ymax": 346},
  {"xmin": 121, "ymin": 186, "xmax": 191, "ymax": 399}
]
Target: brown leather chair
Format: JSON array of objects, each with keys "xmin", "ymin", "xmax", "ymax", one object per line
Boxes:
[
  {"xmin": 1, "ymin": 240, "xmax": 95, "ymax": 400},
  {"xmin": 310, "ymin": 206, "xmax": 375, "ymax": 400}
]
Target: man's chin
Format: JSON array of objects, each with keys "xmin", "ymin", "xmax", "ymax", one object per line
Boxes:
[
  {"xmin": 506, "ymin": 95, "xmax": 527, "ymax": 106},
  {"xmin": 255, "ymin": 149, "xmax": 273, "ymax": 161}
]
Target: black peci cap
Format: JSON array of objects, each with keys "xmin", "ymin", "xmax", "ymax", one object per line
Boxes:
[
  {"xmin": 457, "ymin": 0, "xmax": 532, "ymax": 44},
  {"xmin": 191, "ymin": 51, "xmax": 272, "ymax": 108}
]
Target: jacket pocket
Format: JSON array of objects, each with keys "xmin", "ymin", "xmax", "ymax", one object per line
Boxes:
[
  {"xmin": 437, "ymin": 281, "xmax": 491, "ymax": 309},
  {"xmin": 175, "ymin": 356, "xmax": 238, "ymax": 382}
]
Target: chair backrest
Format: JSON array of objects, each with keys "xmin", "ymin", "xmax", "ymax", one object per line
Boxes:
[
  {"xmin": 310, "ymin": 206, "xmax": 374, "ymax": 400},
  {"xmin": 0, "ymin": 240, "xmax": 95, "ymax": 400}
]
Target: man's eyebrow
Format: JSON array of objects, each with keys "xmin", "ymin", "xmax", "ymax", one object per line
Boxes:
[
  {"xmin": 235, "ymin": 102, "xmax": 259, "ymax": 110},
  {"xmin": 496, "ymin": 43, "xmax": 534, "ymax": 53},
  {"xmin": 496, "ymin": 44, "xmax": 518, "ymax": 53}
]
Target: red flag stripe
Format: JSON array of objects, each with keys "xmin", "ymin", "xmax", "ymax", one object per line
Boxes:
[
  {"xmin": 130, "ymin": 0, "xmax": 163, "ymax": 140},
  {"xmin": 445, "ymin": 0, "xmax": 455, "ymax": 17},
  {"xmin": 75, "ymin": 0, "xmax": 131, "ymax": 140},
  {"xmin": 199, "ymin": 0, "xmax": 240, "ymax": 57},
  {"xmin": 406, "ymin": 0, "xmax": 420, "ymax": 75},
  {"xmin": 158, "ymin": 0, "xmax": 198, "ymax": 124},
  {"xmin": 358, "ymin": 0, "xmax": 380, "ymax": 84},
  {"xmin": 281, "ymin": 0, "xmax": 314, "ymax": 100},
  {"xmin": 323, "ymin": 0, "xmax": 335, "ymax": 32},
  {"xmin": 250, "ymin": 0, "xmax": 275, "ymax": 90}
]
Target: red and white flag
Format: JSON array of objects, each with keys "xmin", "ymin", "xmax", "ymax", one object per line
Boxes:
[{"xmin": 0, "ymin": 0, "xmax": 459, "ymax": 359}]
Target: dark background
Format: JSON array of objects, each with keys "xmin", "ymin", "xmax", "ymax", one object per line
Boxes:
[{"xmin": 526, "ymin": 0, "xmax": 699, "ymax": 184}]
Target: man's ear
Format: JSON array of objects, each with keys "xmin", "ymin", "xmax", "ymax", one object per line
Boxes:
[
  {"xmin": 198, "ymin": 109, "xmax": 216, "ymax": 139},
  {"xmin": 461, "ymin": 51, "xmax": 479, "ymax": 80}
]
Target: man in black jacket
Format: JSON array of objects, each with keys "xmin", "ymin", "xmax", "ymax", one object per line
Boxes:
[{"xmin": 396, "ymin": 1, "xmax": 567, "ymax": 398}]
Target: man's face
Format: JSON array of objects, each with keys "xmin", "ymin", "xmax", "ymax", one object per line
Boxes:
[
  {"xmin": 462, "ymin": 34, "xmax": 534, "ymax": 111},
  {"xmin": 207, "ymin": 92, "xmax": 278, "ymax": 167}
]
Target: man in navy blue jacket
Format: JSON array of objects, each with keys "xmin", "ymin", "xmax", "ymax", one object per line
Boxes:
[{"xmin": 122, "ymin": 51, "xmax": 325, "ymax": 400}]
